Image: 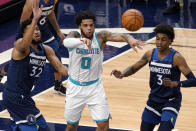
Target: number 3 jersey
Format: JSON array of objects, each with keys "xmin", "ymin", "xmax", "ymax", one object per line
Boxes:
[
  {"xmin": 68, "ymin": 32, "xmax": 103, "ymax": 84},
  {"xmin": 149, "ymin": 48, "xmax": 181, "ymax": 103},
  {"xmin": 6, "ymin": 44, "xmax": 46, "ymax": 95}
]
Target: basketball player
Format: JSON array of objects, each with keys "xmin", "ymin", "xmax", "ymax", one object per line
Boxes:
[
  {"xmin": 19, "ymin": 0, "xmax": 66, "ymax": 95},
  {"xmin": 2, "ymin": 0, "xmax": 68, "ymax": 130},
  {"xmin": 62, "ymin": 10, "xmax": 145, "ymax": 131},
  {"xmin": 111, "ymin": 24, "xmax": 196, "ymax": 131}
]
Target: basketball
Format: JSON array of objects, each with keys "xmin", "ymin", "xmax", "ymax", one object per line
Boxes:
[{"xmin": 121, "ymin": 9, "xmax": 144, "ymax": 31}]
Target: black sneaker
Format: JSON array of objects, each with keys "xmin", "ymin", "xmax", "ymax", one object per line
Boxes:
[
  {"xmin": 54, "ymin": 80, "xmax": 66, "ymax": 96},
  {"xmin": 163, "ymin": 2, "xmax": 180, "ymax": 14}
]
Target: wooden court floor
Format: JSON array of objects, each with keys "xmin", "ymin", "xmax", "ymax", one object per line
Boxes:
[{"xmin": 0, "ymin": 28, "xmax": 196, "ymax": 131}]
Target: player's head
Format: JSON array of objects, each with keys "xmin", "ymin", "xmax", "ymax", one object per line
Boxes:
[
  {"xmin": 154, "ymin": 24, "xmax": 175, "ymax": 51},
  {"xmin": 20, "ymin": 19, "xmax": 41, "ymax": 45},
  {"xmin": 75, "ymin": 10, "xmax": 96, "ymax": 39}
]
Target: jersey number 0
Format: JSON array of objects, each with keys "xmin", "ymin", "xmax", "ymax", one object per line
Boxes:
[{"xmin": 81, "ymin": 57, "xmax": 91, "ymax": 69}]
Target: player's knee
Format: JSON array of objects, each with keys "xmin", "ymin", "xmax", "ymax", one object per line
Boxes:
[
  {"xmin": 66, "ymin": 123, "xmax": 78, "ymax": 131},
  {"xmin": 158, "ymin": 121, "xmax": 174, "ymax": 131},
  {"xmin": 96, "ymin": 120, "xmax": 109, "ymax": 131},
  {"xmin": 140, "ymin": 120, "xmax": 156, "ymax": 131}
]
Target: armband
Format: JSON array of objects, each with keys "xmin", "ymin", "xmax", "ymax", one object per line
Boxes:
[
  {"xmin": 63, "ymin": 38, "xmax": 84, "ymax": 48},
  {"xmin": 179, "ymin": 72, "xmax": 196, "ymax": 88},
  {"xmin": 185, "ymin": 71, "xmax": 195, "ymax": 79}
]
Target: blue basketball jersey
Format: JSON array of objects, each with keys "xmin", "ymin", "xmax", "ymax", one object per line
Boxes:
[
  {"xmin": 38, "ymin": 0, "xmax": 55, "ymax": 43},
  {"xmin": 6, "ymin": 44, "xmax": 46, "ymax": 95},
  {"xmin": 148, "ymin": 48, "xmax": 181, "ymax": 103}
]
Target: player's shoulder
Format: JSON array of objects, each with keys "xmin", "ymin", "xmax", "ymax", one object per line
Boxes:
[
  {"xmin": 143, "ymin": 49, "xmax": 153, "ymax": 61},
  {"xmin": 145, "ymin": 49, "xmax": 154, "ymax": 57},
  {"xmin": 173, "ymin": 51, "xmax": 184, "ymax": 59},
  {"xmin": 173, "ymin": 51, "xmax": 186, "ymax": 65},
  {"xmin": 67, "ymin": 31, "xmax": 80, "ymax": 38},
  {"xmin": 97, "ymin": 30, "xmax": 110, "ymax": 35},
  {"xmin": 96, "ymin": 30, "xmax": 111, "ymax": 40}
]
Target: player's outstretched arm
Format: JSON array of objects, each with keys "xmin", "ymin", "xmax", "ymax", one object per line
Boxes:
[
  {"xmin": 44, "ymin": 45, "xmax": 68, "ymax": 76},
  {"xmin": 20, "ymin": 0, "xmax": 33, "ymax": 23},
  {"xmin": 13, "ymin": 0, "xmax": 42, "ymax": 59},
  {"xmin": 111, "ymin": 50, "xmax": 151, "ymax": 78},
  {"xmin": 97, "ymin": 30, "xmax": 145, "ymax": 52},
  {"xmin": 63, "ymin": 31, "xmax": 91, "ymax": 50}
]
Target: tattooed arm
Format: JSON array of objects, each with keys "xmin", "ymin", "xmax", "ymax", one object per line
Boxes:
[
  {"xmin": 66, "ymin": 31, "xmax": 81, "ymax": 38},
  {"xmin": 97, "ymin": 30, "xmax": 145, "ymax": 52},
  {"xmin": 111, "ymin": 50, "xmax": 152, "ymax": 79}
]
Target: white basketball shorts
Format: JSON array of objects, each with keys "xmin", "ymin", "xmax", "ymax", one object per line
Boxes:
[{"xmin": 64, "ymin": 78, "xmax": 111, "ymax": 124}]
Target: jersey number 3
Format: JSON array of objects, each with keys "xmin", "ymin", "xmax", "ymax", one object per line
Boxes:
[
  {"xmin": 157, "ymin": 74, "xmax": 163, "ymax": 85},
  {"xmin": 81, "ymin": 57, "xmax": 91, "ymax": 69}
]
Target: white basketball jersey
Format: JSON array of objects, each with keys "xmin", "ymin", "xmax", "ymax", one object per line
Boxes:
[{"xmin": 68, "ymin": 32, "xmax": 103, "ymax": 83}]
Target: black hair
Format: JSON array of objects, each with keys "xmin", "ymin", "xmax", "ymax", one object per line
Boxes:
[
  {"xmin": 20, "ymin": 19, "xmax": 32, "ymax": 34},
  {"xmin": 154, "ymin": 24, "xmax": 175, "ymax": 42},
  {"xmin": 75, "ymin": 10, "xmax": 96, "ymax": 26}
]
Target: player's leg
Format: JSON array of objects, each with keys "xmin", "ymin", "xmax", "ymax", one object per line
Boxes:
[
  {"xmin": 66, "ymin": 123, "xmax": 79, "ymax": 131},
  {"xmin": 35, "ymin": 115, "xmax": 51, "ymax": 131},
  {"xmin": 158, "ymin": 110, "xmax": 177, "ymax": 131},
  {"xmin": 64, "ymin": 81, "xmax": 86, "ymax": 131},
  {"xmin": 96, "ymin": 120, "xmax": 109, "ymax": 131},
  {"xmin": 140, "ymin": 120, "xmax": 156, "ymax": 131},
  {"xmin": 87, "ymin": 80, "xmax": 111, "ymax": 131},
  {"xmin": 140, "ymin": 108, "xmax": 160, "ymax": 131}
]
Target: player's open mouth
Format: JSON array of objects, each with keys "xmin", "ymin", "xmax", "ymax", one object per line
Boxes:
[{"xmin": 35, "ymin": 35, "xmax": 40, "ymax": 39}]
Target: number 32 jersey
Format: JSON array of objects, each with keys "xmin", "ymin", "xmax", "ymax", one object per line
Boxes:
[
  {"xmin": 149, "ymin": 48, "xmax": 181, "ymax": 103},
  {"xmin": 68, "ymin": 32, "xmax": 103, "ymax": 83},
  {"xmin": 6, "ymin": 44, "xmax": 46, "ymax": 95}
]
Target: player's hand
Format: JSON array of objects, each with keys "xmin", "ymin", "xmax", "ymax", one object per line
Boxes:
[
  {"xmin": 31, "ymin": 0, "xmax": 42, "ymax": 21},
  {"xmin": 128, "ymin": 38, "xmax": 146, "ymax": 52},
  {"xmin": 110, "ymin": 69, "xmax": 124, "ymax": 79},
  {"xmin": 163, "ymin": 78, "xmax": 178, "ymax": 88},
  {"xmin": 80, "ymin": 38, "xmax": 92, "ymax": 51},
  {"xmin": 58, "ymin": 31, "xmax": 66, "ymax": 44}
]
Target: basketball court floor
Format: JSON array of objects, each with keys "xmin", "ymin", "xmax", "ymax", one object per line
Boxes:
[{"xmin": 0, "ymin": 0, "xmax": 196, "ymax": 130}]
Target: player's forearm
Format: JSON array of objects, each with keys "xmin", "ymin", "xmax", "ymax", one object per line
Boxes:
[
  {"xmin": 48, "ymin": 12, "xmax": 61, "ymax": 33},
  {"xmin": 63, "ymin": 38, "xmax": 84, "ymax": 48},
  {"xmin": 58, "ymin": 65, "xmax": 68, "ymax": 76},
  {"xmin": 21, "ymin": 19, "xmax": 37, "ymax": 48},
  {"xmin": 108, "ymin": 33, "xmax": 134, "ymax": 42},
  {"xmin": 122, "ymin": 66, "xmax": 137, "ymax": 77},
  {"xmin": 177, "ymin": 72, "xmax": 196, "ymax": 88},
  {"xmin": 20, "ymin": 0, "xmax": 32, "ymax": 23},
  {"xmin": 178, "ymin": 79, "xmax": 196, "ymax": 88},
  {"xmin": 48, "ymin": 55, "xmax": 68, "ymax": 76}
]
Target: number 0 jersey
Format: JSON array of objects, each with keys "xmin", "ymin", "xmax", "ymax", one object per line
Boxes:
[
  {"xmin": 149, "ymin": 48, "xmax": 181, "ymax": 103},
  {"xmin": 5, "ymin": 44, "xmax": 46, "ymax": 95},
  {"xmin": 68, "ymin": 32, "xmax": 103, "ymax": 85}
]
